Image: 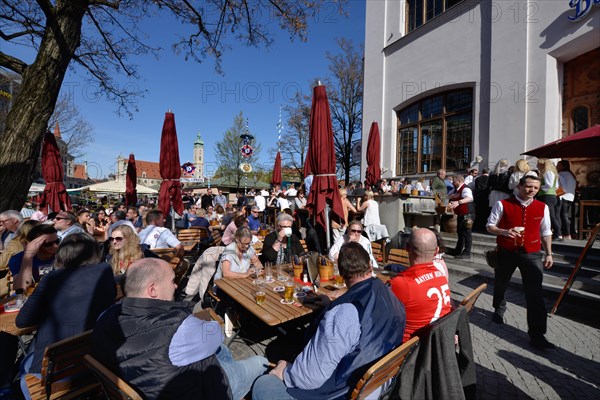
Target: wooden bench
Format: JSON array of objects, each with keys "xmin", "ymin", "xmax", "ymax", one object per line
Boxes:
[
  {"xmin": 371, "ymin": 242, "xmax": 384, "ymax": 265},
  {"xmin": 177, "ymin": 228, "xmax": 211, "ymax": 257},
  {"xmin": 387, "ymin": 248, "xmax": 409, "ymax": 267},
  {"xmin": 25, "ymin": 330, "xmax": 101, "ymax": 400}
]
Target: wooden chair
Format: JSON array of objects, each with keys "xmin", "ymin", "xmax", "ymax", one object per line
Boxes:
[
  {"xmin": 349, "ymin": 337, "xmax": 420, "ymax": 400},
  {"xmin": 387, "ymin": 248, "xmax": 409, "ymax": 266},
  {"xmin": 299, "ymin": 239, "xmax": 308, "ymax": 253},
  {"xmin": 25, "ymin": 330, "xmax": 101, "ymax": 400},
  {"xmin": 459, "ymin": 283, "xmax": 487, "ymax": 313},
  {"xmin": 177, "ymin": 228, "xmax": 210, "ymax": 257},
  {"xmin": 83, "ymin": 355, "xmax": 143, "ymax": 400},
  {"xmin": 211, "ymin": 229, "xmax": 223, "ymax": 246},
  {"xmin": 371, "ymin": 242, "xmax": 384, "ymax": 265},
  {"xmin": 149, "ymin": 247, "xmax": 177, "ymax": 260}
]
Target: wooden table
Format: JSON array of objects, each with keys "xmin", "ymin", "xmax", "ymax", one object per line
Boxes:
[
  {"xmin": 215, "ymin": 275, "xmax": 318, "ymax": 327},
  {"xmin": 214, "ymin": 272, "xmax": 392, "ymax": 327},
  {"xmin": 1, "ymin": 297, "xmax": 36, "ymax": 337}
]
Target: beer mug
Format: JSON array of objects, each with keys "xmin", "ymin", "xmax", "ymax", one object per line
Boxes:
[
  {"xmin": 277, "ymin": 264, "xmax": 289, "ymax": 282},
  {"xmin": 514, "ymin": 227, "xmax": 525, "ymax": 247}
]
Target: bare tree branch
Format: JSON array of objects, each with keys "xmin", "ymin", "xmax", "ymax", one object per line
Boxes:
[{"xmin": 0, "ymin": 51, "xmax": 28, "ymax": 74}]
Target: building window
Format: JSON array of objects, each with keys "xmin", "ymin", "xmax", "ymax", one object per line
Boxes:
[
  {"xmin": 396, "ymin": 89, "xmax": 473, "ymax": 175},
  {"xmin": 406, "ymin": 0, "xmax": 464, "ymax": 33},
  {"xmin": 572, "ymin": 106, "xmax": 589, "ymax": 133}
]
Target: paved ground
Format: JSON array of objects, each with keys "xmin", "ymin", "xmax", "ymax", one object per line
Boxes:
[
  {"xmin": 230, "ymin": 271, "xmax": 600, "ymax": 399},
  {"xmin": 449, "ymin": 274, "xmax": 600, "ymax": 400}
]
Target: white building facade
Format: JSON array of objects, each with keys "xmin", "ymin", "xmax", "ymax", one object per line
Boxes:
[{"xmin": 362, "ymin": 0, "xmax": 600, "ymax": 179}]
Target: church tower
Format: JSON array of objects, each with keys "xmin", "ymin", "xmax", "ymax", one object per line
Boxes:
[{"xmin": 193, "ymin": 132, "xmax": 204, "ymax": 179}]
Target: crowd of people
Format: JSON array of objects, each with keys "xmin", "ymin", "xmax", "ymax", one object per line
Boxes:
[{"xmin": 0, "ymin": 158, "xmax": 573, "ymax": 398}]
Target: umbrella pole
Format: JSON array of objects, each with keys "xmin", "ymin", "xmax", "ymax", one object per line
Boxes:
[
  {"xmin": 325, "ymin": 203, "xmax": 331, "ymax": 249},
  {"xmin": 171, "ymin": 206, "xmax": 175, "ymax": 232}
]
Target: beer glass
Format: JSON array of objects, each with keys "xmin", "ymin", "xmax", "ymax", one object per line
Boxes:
[
  {"xmin": 514, "ymin": 227, "xmax": 525, "ymax": 247},
  {"xmin": 264, "ymin": 262, "xmax": 274, "ymax": 283},
  {"xmin": 255, "ymin": 278, "xmax": 266, "ymax": 305},
  {"xmin": 277, "ymin": 264, "xmax": 289, "ymax": 282},
  {"xmin": 283, "ymin": 281, "xmax": 294, "ymax": 303}
]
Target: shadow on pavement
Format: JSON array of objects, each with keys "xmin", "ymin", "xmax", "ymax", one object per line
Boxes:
[{"xmin": 497, "ymin": 349, "xmax": 600, "ymax": 399}]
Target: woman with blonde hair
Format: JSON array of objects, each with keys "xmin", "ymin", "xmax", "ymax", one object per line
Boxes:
[
  {"xmin": 509, "ymin": 159, "xmax": 537, "ymax": 196},
  {"xmin": 106, "ymin": 225, "xmax": 143, "ymax": 275},
  {"xmin": 537, "ymin": 158, "xmax": 561, "ymax": 240},
  {"xmin": 332, "ymin": 188, "xmax": 358, "ymax": 241},
  {"xmin": 0, "ymin": 220, "xmax": 40, "ymax": 296}
]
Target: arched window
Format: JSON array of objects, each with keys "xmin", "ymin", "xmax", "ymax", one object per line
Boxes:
[
  {"xmin": 397, "ymin": 89, "xmax": 473, "ymax": 175},
  {"xmin": 572, "ymin": 106, "xmax": 589, "ymax": 133}
]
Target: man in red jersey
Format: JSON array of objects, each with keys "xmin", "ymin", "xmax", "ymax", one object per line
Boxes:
[
  {"xmin": 389, "ymin": 228, "xmax": 452, "ymax": 343},
  {"xmin": 487, "ymin": 175, "xmax": 555, "ymax": 350}
]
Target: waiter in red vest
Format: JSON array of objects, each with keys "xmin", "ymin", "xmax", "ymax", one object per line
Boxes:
[
  {"xmin": 486, "ymin": 175, "xmax": 555, "ymax": 350},
  {"xmin": 447, "ymin": 175, "xmax": 474, "ymax": 259}
]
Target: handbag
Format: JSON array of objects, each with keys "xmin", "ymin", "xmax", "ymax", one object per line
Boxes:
[
  {"xmin": 485, "ymin": 247, "xmax": 500, "ymax": 269},
  {"xmin": 556, "ymin": 186, "xmax": 566, "ymax": 197}
]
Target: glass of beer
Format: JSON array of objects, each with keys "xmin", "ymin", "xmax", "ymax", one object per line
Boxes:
[
  {"xmin": 514, "ymin": 227, "xmax": 525, "ymax": 247},
  {"xmin": 283, "ymin": 281, "xmax": 294, "ymax": 304},
  {"xmin": 334, "ymin": 265, "xmax": 344, "ymax": 287},
  {"xmin": 255, "ymin": 278, "xmax": 266, "ymax": 305}
]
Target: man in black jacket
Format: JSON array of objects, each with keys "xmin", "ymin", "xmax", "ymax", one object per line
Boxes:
[{"xmin": 92, "ymin": 258, "xmax": 266, "ymax": 400}]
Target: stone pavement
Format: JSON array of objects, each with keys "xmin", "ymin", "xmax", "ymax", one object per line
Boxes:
[
  {"xmin": 449, "ymin": 273, "xmax": 600, "ymax": 399},
  {"xmin": 230, "ymin": 270, "xmax": 600, "ymax": 399}
]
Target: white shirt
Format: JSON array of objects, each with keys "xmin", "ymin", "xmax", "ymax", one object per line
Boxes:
[
  {"xmin": 254, "ymin": 195, "xmax": 266, "ymax": 211},
  {"xmin": 285, "ymin": 188, "xmax": 297, "ymax": 197},
  {"xmin": 278, "ymin": 198, "xmax": 290, "ymax": 211},
  {"xmin": 139, "ymin": 225, "xmax": 181, "ymax": 249},
  {"xmin": 362, "ymin": 200, "xmax": 380, "ymax": 226},
  {"xmin": 328, "ymin": 234, "xmax": 378, "ymax": 268},
  {"xmin": 486, "ymin": 196, "xmax": 552, "ymax": 237}
]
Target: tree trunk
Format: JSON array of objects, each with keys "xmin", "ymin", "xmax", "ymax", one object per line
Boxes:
[{"xmin": 0, "ymin": 2, "xmax": 88, "ymax": 211}]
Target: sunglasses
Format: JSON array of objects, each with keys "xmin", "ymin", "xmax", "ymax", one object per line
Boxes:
[
  {"xmin": 54, "ymin": 217, "xmax": 66, "ymax": 221},
  {"xmin": 43, "ymin": 239, "xmax": 61, "ymax": 247},
  {"xmin": 236, "ymin": 240, "xmax": 251, "ymax": 247},
  {"xmin": 350, "ymin": 229, "xmax": 363, "ymax": 234},
  {"xmin": 109, "ymin": 237, "xmax": 124, "ymax": 243}
]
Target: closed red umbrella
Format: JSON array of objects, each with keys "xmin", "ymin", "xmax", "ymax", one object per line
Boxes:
[
  {"xmin": 125, "ymin": 153, "xmax": 137, "ymax": 207},
  {"xmin": 521, "ymin": 125, "xmax": 600, "ymax": 159},
  {"xmin": 271, "ymin": 151, "xmax": 283, "ymax": 187},
  {"xmin": 159, "ymin": 112, "xmax": 184, "ymax": 218},
  {"xmin": 305, "ymin": 85, "xmax": 344, "ymax": 236},
  {"xmin": 365, "ymin": 121, "xmax": 381, "ymax": 188},
  {"xmin": 39, "ymin": 131, "xmax": 71, "ymax": 212}
]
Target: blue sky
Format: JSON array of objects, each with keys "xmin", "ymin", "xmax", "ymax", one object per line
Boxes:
[{"xmin": 11, "ymin": 1, "xmax": 366, "ymax": 180}]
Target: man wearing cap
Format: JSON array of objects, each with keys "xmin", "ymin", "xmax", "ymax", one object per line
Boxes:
[{"xmin": 54, "ymin": 211, "xmax": 85, "ymax": 240}]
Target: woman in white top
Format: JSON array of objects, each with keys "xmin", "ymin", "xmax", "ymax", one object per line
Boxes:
[
  {"xmin": 557, "ymin": 160, "xmax": 577, "ymax": 240},
  {"xmin": 357, "ymin": 190, "xmax": 381, "ymax": 226},
  {"xmin": 294, "ymin": 191, "xmax": 307, "ymax": 210},
  {"xmin": 216, "ymin": 226, "xmax": 262, "ymax": 279},
  {"xmin": 508, "ymin": 159, "xmax": 537, "ymax": 196}
]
